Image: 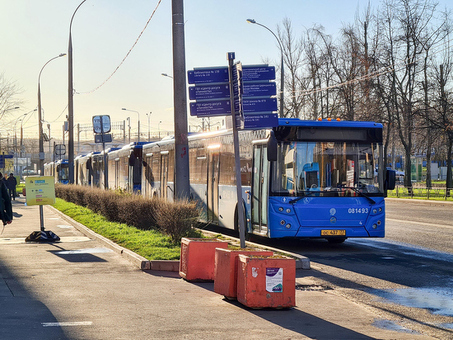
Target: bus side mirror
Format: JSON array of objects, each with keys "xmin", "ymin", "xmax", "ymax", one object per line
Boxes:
[
  {"xmin": 385, "ymin": 168, "xmax": 396, "ymax": 191},
  {"xmin": 267, "ymin": 130, "xmax": 278, "ymax": 162}
]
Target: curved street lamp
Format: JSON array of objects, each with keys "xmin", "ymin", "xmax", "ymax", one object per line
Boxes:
[
  {"xmin": 38, "ymin": 53, "xmax": 66, "ymax": 175},
  {"xmin": 122, "ymin": 108, "xmax": 140, "ymax": 142},
  {"xmin": 34, "ymin": 53, "xmax": 65, "ymax": 242},
  {"xmin": 68, "ymin": 0, "xmax": 87, "ymax": 184},
  {"xmin": 246, "ymin": 18, "xmax": 284, "ymax": 117}
]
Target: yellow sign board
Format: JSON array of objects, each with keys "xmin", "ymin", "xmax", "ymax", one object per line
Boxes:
[{"xmin": 25, "ymin": 176, "xmax": 56, "ymax": 206}]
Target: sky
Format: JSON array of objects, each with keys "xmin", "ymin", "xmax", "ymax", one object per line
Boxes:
[{"xmin": 1, "ymin": 0, "xmax": 450, "ymax": 142}]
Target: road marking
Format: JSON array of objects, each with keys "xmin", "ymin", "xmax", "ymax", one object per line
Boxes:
[
  {"xmin": 55, "ymin": 247, "xmax": 113, "ymax": 255},
  {"xmin": 42, "ymin": 321, "xmax": 92, "ymax": 327},
  {"xmin": 387, "ymin": 218, "xmax": 453, "ymax": 230}
]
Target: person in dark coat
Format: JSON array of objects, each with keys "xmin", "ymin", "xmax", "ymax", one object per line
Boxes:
[
  {"xmin": 0, "ymin": 172, "xmax": 13, "ymax": 225},
  {"xmin": 7, "ymin": 173, "xmax": 17, "ymax": 200}
]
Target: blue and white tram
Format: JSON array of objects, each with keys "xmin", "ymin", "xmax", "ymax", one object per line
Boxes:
[{"xmin": 107, "ymin": 142, "xmax": 148, "ymax": 192}]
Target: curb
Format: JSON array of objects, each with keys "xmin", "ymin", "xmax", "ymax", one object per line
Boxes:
[
  {"xmin": 49, "ymin": 206, "xmax": 309, "ymax": 272},
  {"xmin": 49, "ymin": 206, "xmax": 179, "ymax": 271}
]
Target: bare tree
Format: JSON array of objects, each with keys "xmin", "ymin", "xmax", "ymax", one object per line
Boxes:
[
  {"xmin": 277, "ymin": 18, "xmax": 306, "ymax": 118},
  {"xmin": 0, "ymin": 73, "xmax": 21, "ymax": 118}
]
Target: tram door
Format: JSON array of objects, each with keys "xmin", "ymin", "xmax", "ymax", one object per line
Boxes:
[
  {"xmin": 114, "ymin": 159, "xmax": 120, "ymax": 189},
  {"xmin": 207, "ymin": 150, "xmax": 220, "ymax": 223},
  {"xmin": 251, "ymin": 144, "xmax": 268, "ymax": 235},
  {"xmin": 160, "ymin": 151, "xmax": 169, "ymax": 199}
]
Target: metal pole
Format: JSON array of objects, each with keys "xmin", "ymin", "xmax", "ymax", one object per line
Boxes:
[
  {"xmin": 172, "ymin": 0, "xmax": 190, "ymax": 200},
  {"xmin": 227, "ymin": 53, "xmax": 246, "ymax": 248},
  {"xmin": 148, "ymin": 112, "xmax": 151, "ymax": 142},
  {"xmin": 68, "ymin": 0, "xmax": 87, "ymax": 184},
  {"xmin": 246, "ymin": 19, "xmax": 284, "ymax": 117},
  {"xmin": 137, "ymin": 114, "xmax": 140, "ymax": 143},
  {"xmin": 37, "ymin": 54, "xmax": 65, "ymax": 234},
  {"xmin": 280, "ymin": 54, "xmax": 284, "ymax": 117},
  {"xmin": 101, "ymin": 116, "xmax": 108, "ymax": 189}
]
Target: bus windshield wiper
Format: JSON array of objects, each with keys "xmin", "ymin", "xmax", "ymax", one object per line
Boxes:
[
  {"xmin": 343, "ymin": 187, "xmax": 376, "ymax": 205},
  {"xmin": 289, "ymin": 191, "xmax": 317, "ymax": 204}
]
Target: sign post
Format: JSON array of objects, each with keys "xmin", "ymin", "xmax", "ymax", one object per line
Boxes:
[
  {"xmin": 25, "ymin": 176, "xmax": 59, "ymax": 242},
  {"xmin": 93, "ymin": 115, "xmax": 111, "ymax": 189},
  {"xmin": 227, "ymin": 52, "xmax": 246, "ymax": 248}
]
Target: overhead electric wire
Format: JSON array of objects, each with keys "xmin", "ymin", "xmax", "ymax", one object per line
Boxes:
[
  {"xmin": 291, "ymin": 35, "xmax": 453, "ymax": 97},
  {"xmin": 75, "ymin": 0, "xmax": 163, "ymax": 95}
]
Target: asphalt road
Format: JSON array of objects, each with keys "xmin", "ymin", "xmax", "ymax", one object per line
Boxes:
[{"xmin": 261, "ymin": 199, "xmax": 453, "ymax": 339}]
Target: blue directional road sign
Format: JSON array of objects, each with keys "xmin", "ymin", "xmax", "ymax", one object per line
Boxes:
[
  {"xmin": 0, "ymin": 154, "xmax": 13, "ymax": 168},
  {"xmin": 242, "ymin": 65, "xmax": 276, "ymax": 82},
  {"xmin": 188, "ymin": 68, "xmax": 229, "ymax": 84},
  {"xmin": 190, "ymin": 82, "xmax": 277, "ymax": 101},
  {"xmin": 189, "ymin": 84, "xmax": 230, "ymax": 101},
  {"xmin": 243, "ymin": 82, "xmax": 277, "ymax": 98},
  {"xmin": 190, "ymin": 97, "xmax": 277, "ymax": 117},
  {"xmin": 244, "ymin": 114, "xmax": 279, "ymax": 129},
  {"xmin": 190, "ymin": 100, "xmax": 232, "ymax": 117},
  {"xmin": 243, "ymin": 98, "xmax": 277, "ymax": 113},
  {"xmin": 188, "ymin": 65, "xmax": 275, "ymax": 85}
]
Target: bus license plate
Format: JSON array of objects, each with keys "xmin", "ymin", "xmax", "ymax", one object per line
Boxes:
[{"xmin": 321, "ymin": 230, "xmax": 346, "ymax": 236}]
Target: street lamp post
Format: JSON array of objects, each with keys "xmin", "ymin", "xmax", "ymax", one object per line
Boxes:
[
  {"xmin": 146, "ymin": 112, "xmax": 152, "ymax": 142},
  {"xmin": 30, "ymin": 53, "xmax": 65, "ymax": 243},
  {"xmin": 158, "ymin": 121, "xmax": 162, "ymax": 139},
  {"xmin": 172, "ymin": 0, "xmax": 190, "ymax": 200},
  {"xmin": 122, "ymin": 108, "xmax": 140, "ymax": 142},
  {"xmin": 247, "ymin": 18, "xmax": 284, "ymax": 117},
  {"xmin": 126, "ymin": 117, "xmax": 131, "ymax": 143},
  {"xmin": 68, "ymin": 0, "xmax": 87, "ymax": 184},
  {"xmin": 38, "ymin": 54, "xmax": 66, "ymax": 175}
]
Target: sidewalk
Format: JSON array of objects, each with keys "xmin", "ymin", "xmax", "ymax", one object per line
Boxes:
[{"xmin": 0, "ymin": 196, "xmax": 436, "ymax": 340}]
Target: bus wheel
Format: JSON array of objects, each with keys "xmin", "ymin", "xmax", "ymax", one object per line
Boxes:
[{"xmin": 327, "ymin": 237, "xmax": 347, "ymax": 244}]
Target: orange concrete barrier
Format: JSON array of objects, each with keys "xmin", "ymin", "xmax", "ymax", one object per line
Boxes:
[
  {"xmin": 214, "ymin": 247, "xmax": 273, "ymax": 300},
  {"xmin": 237, "ymin": 254, "xmax": 296, "ymax": 309},
  {"xmin": 179, "ymin": 238, "xmax": 228, "ymax": 282}
]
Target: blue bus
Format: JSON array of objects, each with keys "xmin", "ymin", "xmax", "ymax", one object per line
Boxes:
[
  {"xmin": 44, "ymin": 159, "xmax": 70, "ymax": 184},
  {"xmin": 141, "ymin": 118, "xmax": 395, "ymax": 242}
]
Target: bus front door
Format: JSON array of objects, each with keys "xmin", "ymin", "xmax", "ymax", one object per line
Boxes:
[
  {"xmin": 251, "ymin": 145, "xmax": 268, "ymax": 236},
  {"xmin": 207, "ymin": 151, "xmax": 220, "ymax": 223}
]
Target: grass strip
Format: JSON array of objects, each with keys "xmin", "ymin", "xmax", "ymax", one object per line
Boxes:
[{"xmin": 53, "ymin": 198, "xmax": 181, "ymax": 260}]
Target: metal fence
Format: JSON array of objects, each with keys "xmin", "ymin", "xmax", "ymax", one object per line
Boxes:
[{"xmin": 388, "ymin": 186, "xmax": 453, "ymax": 201}]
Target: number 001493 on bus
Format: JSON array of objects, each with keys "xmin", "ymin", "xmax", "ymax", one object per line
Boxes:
[{"xmin": 321, "ymin": 230, "xmax": 346, "ymax": 236}]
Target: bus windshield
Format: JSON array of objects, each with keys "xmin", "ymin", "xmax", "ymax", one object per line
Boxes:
[{"xmin": 271, "ymin": 141, "xmax": 383, "ymax": 197}]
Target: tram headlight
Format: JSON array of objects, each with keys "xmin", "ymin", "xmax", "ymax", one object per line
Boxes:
[
  {"xmin": 379, "ymin": 207, "xmax": 383, "ymax": 213},
  {"xmin": 278, "ymin": 207, "xmax": 284, "ymax": 212},
  {"xmin": 280, "ymin": 220, "xmax": 286, "ymax": 225},
  {"xmin": 285, "ymin": 223, "xmax": 291, "ymax": 229},
  {"xmin": 372, "ymin": 208, "xmax": 377, "ymax": 214},
  {"xmin": 372, "ymin": 224, "xmax": 377, "ymax": 229},
  {"xmin": 377, "ymin": 220, "xmax": 382, "ymax": 226},
  {"xmin": 286, "ymin": 208, "xmax": 291, "ymax": 214}
]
